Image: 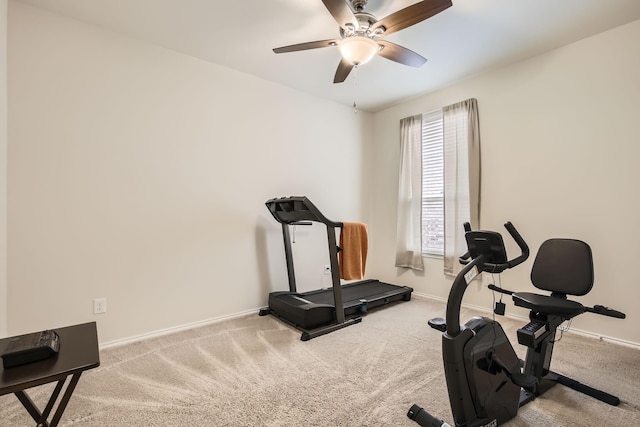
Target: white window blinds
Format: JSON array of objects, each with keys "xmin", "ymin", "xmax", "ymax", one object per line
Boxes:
[{"xmin": 421, "ymin": 110, "xmax": 444, "ymax": 255}]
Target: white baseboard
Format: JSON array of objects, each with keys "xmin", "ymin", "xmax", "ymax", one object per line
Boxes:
[
  {"xmin": 412, "ymin": 291, "xmax": 640, "ymax": 349},
  {"xmin": 100, "ymin": 294, "xmax": 640, "ymax": 351},
  {"xmin": 99, "ymin": 308, "xmax": 259, "ymax": 349}
]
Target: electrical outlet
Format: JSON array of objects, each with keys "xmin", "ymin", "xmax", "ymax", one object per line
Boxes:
[
  {"xmin": 323, "ymin": 265, "xmax": 331, "ymax": 275},
  {"xmin": 94, "ymin": 298, "xmax": 107, "ymax": 315}
]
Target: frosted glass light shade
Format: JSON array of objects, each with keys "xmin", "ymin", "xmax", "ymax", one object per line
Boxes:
[{"xmin": 338, "ymin": 36, "xmax": 378, "ymax": 65}]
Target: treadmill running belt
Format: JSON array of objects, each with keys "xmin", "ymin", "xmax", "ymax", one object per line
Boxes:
[{"xmin": 303, "ymin": 280, "xmax": 406, "ymax": 306}]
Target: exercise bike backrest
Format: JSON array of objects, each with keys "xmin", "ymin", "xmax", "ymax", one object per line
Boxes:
[{"xmin": 445, "ymin": 222, "xmax": 529, "ymax": 336}]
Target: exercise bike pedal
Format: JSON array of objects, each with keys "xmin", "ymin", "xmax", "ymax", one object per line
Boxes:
[
  {"xmin": 428, "ymin": 317, "xmax": 447, "ymax": 332},
  {"xmin": 511, "ymin": 372, "xmax": 538, "ymax": 392},
  {"xmin": 488, "ymin": 353, "xmax": 538, "ymax": 392},
  {"xmin": 407, "ymin": 404, "xmax": 451, "ymax": 427}
]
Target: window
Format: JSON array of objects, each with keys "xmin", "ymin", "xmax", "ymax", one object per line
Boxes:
[
  {"xmin": 396, "ymin": 99, "xmax": 479, "ymax": 272},
  {"xmin": 421, "ymin": 110, "xmax": 444, "ymax": 255}
]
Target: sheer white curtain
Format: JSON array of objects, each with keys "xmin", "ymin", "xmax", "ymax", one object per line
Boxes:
[
  {"xmin": 395, "ymin": 114, "xmax": 424, "ymax": 270},
  {"xmin": 443, "ymin": 98, "xmax": 481, "ymax": 276}
]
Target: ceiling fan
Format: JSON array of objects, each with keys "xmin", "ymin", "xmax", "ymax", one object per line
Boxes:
[{"xmin": 273, "ymin": 0, "xmax": 453, "ymax": 83}]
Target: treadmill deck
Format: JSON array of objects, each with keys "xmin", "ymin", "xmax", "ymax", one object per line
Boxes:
[{"xmin": 264, "ymin": 279, "xmax": 413, "ymax": 337}]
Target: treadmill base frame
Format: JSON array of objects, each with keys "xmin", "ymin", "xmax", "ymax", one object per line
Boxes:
[{"xmin": 259, "ymin": 279, "xmax": 413, "ymax": 341}]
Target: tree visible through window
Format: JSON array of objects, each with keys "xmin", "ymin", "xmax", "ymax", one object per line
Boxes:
[{"xmin": 421, "ymin": 110, "xmax": 444, "ymax": 255}]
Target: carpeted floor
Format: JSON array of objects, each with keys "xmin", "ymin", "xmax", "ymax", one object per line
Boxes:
[{"xmin": 1, "ymin": 296, "xmax": 638, "ymax": 426}]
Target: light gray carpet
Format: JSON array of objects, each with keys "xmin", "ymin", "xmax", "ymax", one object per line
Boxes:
[{"xmin": 1, "ymin": 297, "xmax": 639, "ymax": 426}]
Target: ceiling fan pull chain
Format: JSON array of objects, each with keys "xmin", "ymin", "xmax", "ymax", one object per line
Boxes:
[{"xmin": 353, "ymin": 65, "xmax": 359, "ymax": 114}]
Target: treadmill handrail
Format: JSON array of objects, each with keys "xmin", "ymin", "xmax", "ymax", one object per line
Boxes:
[{"xmin": 266, "ymin": 196, "xmax": 343, "ymax": 228}]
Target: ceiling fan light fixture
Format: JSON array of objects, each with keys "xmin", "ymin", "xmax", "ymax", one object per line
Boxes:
[{"xmin": 338, "ymin": 36, "xmax": 378, "ymax": 66}]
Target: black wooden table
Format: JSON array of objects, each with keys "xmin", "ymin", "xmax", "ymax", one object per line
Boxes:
[{"xmin": 0, "ymin": 322, "xmax": 100, "ymax": 427}]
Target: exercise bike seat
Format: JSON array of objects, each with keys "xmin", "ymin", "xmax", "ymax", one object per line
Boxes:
[
  {"xmin": 512, "ymin": 292, "xmax": 586, "ymax": 317},
  {"xmin": 512, "ymin": 238, "xmax": 593, "ymax": 319}
]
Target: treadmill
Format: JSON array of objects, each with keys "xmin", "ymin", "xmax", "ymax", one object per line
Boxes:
[{"xmin": 259, "ymin": 196, "xmax": 413, "ymax": 341}]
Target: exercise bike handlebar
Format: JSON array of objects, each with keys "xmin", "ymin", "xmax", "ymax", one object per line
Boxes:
[{"xmin": 502, "ymin": 221, "xmax": 530, "ymax": 269}]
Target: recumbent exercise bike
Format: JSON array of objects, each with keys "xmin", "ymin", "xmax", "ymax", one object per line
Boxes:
[{"xmin": 407, "ymin": 222, "xmax": 626, "ymax": 427}]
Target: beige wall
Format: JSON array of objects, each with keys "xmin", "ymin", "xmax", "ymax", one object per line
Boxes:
[
  {"xmin": 7, "ymin": 1, "xmax": 640, "ymax": 347},
  {"xmin": 369, "ymin": 19, "xmax": 640, "ymax": 345},
  {"xmin": 0, "ymin": 0, "xmax": 6, "ymax": 337},
  {"xmin": 7, "ymin": 2, "xmax": 372, "ymax": 343}
]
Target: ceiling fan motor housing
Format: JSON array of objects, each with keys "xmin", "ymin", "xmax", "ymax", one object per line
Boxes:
[{"xmin": 340, "ymin": 12, "xmax": 380, "ymax": 38}]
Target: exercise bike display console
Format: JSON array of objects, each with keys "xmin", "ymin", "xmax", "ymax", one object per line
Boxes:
[{"xmin": 408, "ymin": 222, "xmax": 626, "ymax": 427}]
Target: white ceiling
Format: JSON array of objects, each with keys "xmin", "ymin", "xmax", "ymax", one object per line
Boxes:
[{"xmin": 14, "ymin": 0, "xmax": 640, "ymax": 112}]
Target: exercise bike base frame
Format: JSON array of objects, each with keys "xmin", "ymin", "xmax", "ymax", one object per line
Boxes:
[{"xmin": 519, "ymin": 371, "xmax": 620, "ymax": 407}]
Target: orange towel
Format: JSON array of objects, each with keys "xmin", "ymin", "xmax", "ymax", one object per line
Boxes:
[{"xmin": 339, "ymin": 222, "xmax": 368, "ymax": 280}]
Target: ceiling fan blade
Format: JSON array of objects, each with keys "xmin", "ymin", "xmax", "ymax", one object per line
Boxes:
[
  {"xmin": 377, "ymin": 41, "xmax": 427, "ymax": 68},
  {"xmin": 273, "ymin": 39, "xmax": 338, "ymax": 54},
  {"xmin": 372, "ymin": 0, "xmax": 452, "ymax": 36},
  {"xmin": 322, "ymin": 0, "xmax": 358, "ymax": 29},
  {"xmin": 334, "ymin": 58, "xmax": 354, "ymax": 83}
]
